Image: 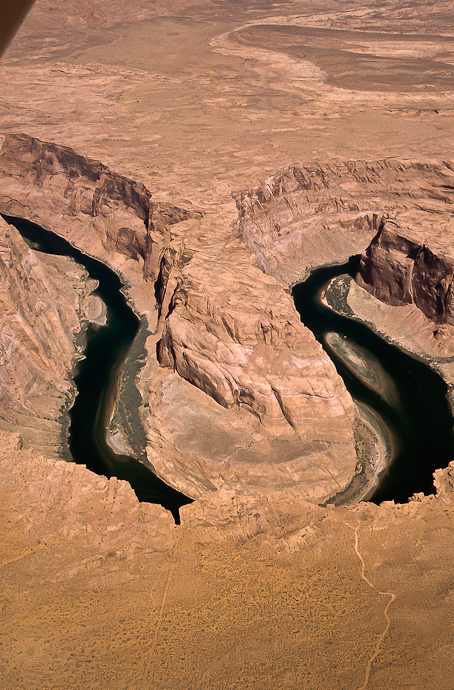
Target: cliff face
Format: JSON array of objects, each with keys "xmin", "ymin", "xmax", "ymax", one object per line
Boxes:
[
  {"xmin": 156, "ymin": 245, "xmax": 354, "ymax": 440},
  {"xmin": 8, "ymin": 135, "xmax": 454, "ymax": 503},
  {"xmin": 356, "ymin": 217, "xmax": 454, "ymax": 324},
  {"xmin": 0, "ymin": 215, "xmax": 88, "ymax": 457},
  {"xmin": 0, "ymin": 133, "xmax": 204, "ymax": 457},
  {"xmin": 144, "ymin": 199, "xmax": 357, "ymax": 502},
  {"xmin": 151, "ymin": 245, "xmax": 357, "ymax": 501},
  {"xmin": 0, "ymin": 133, "xmax": 200, "ymax": 291},
  {"xmin": 235, "ymin": 159, "xmax": 454, "ymax": 286}
]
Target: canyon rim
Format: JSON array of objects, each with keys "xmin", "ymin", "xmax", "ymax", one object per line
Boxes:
[{"xmin": 1, "ymin": 1, "xmax": 454, "ymax": 688}]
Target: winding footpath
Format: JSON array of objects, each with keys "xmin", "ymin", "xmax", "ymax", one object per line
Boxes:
[{"xmin": 348, "ymin": 523, "xmax": 397, "ymax": 689}]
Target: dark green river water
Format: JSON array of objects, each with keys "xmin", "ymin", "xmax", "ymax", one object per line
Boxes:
[{"xmin": 292, "ymin": 258, "xmax": 454, "ymax": 504}]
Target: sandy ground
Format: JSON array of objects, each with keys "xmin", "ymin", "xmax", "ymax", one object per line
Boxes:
[{"xmin": 1, "ymin": 429, "xmax": 454, "ymax": 690}]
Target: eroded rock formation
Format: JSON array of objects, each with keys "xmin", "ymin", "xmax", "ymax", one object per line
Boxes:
[
  {"xmin": 157, "ymin": 243, "xmax": 355, "ymax": 438},
  {"xmin": 6, "ymin": 132, "xmax": 454, "ymax": 506},
  {"xmin": 235, "ymin": 160, "xmax": 454, "ymax": 286},
  {"xmin": 0, "ymin": 215, "xmax": 87, "ymax": 456},
  {"xmin": 0, "ymin": 133, "xmax": 199, "ymax": 292},
  {"xmin": 7, "ymin": 132, "xmax": 454, "ymax": 504},
  {"xmin": 0, "ymin": 133, "xmax": 359, "ymax": 503},
  {"xmin": 357, "ymin": 216, "xmax": 454, "ymax": 324}
]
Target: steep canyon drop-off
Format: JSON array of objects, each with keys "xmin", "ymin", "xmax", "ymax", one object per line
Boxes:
[
  {"xmin": 3, "ymin": 133, "xmax": 454, "ymax": 505},
  {"xmin": 0, "ymin": 132, "xmax": 358, "ymax": 503}
]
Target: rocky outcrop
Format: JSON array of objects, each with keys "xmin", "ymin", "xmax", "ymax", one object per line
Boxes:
[
  {"xmin": 7, "ymin": 136, "xmax": 454, "ymax": 503},
  {"xmin": 147, "ymin": 229, "xmax": 358, "ymax": 502},
  {"xmin": 357, "ymin": 217, "xmax": 454, "ymax": 324},
  {"xmin": 156, "ymin": 245, "xmax": 355, "ymax": 440},
  {"xmin": 0, "ymin": 133, "xmax": 360, "ymax": 503},
  {"xmin": 0, "ymin": 133, "xmax": 202, "ymax": 456},
  {"xmin": 9, "ymin": 137, "xmax": 454, "ymax": 503},
  {"xmin": 0, "ymin": 133, "xmax": 201, "ymax": 292}
]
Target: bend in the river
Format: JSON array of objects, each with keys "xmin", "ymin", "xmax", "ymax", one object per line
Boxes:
[
  {"xmin": 292, "ymin": 258, "xmax": 454, "ymax": 505},
  {"xmin": 4, "ymin": 212, "xmax": 453, "ymax": 510},
  {"xmin": 3, "ymin": 214, "xmax": 192, "ymax": 523}
]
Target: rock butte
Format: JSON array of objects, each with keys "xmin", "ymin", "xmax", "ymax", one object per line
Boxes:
[{"xmin": 1, "ymin": 1, "xmax": 454, "ymax": 688}]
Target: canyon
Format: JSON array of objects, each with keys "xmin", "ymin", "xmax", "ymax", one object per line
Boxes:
[
  {"xmin": 1, "ymin": 1, "xmax": 454, "ymax": 688},
  {"xmin": 0, "ymin": 132, "xmax": 358, "ymax": 503}
]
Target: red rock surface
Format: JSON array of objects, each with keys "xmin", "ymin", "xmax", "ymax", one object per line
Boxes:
[{"xmin": 357, "ymin": 215, "xmax": 454, "ymax": 323}]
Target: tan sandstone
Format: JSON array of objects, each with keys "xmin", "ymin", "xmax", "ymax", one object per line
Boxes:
[{"xmin": 0, "ymin": 132, "xmax": 358, "ymax": 502}]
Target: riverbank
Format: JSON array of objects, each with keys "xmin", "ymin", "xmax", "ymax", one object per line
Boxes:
[
  {"xmin": 295, "ymin": 261, "xmax": 454, "ymax": 504},
  {"xmin": 3, "ymin": 215, "xmax": 181, "ymax": 505},
  {"xmin": 344, "ymin": 275, "xmax": 454, "ymax": 409},
  {"xmin": 318, "ymin": 285, "xmax": 395, "ymax": 503},
  {"xmin": 326, "ymin": 271, "xmax": 454, "ymax": 500},
  {"xmin": 326, "ymin": 402, "xmax": 394, "ymax": 505}
]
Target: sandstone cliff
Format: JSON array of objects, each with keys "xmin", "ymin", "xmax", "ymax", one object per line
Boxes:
[
  {"xmin": 235, "ymin": 159, "xmax": 454, "ymax": 286},
  {"xmin": 357, "ymin": 215, "xmax": 454, "ymax": 324},
  {"xmin": 0, "ymin": 133, "xmax": 199, "ymax": 298},
  {"xmin": 156, "ymin": 236, "xmax": 354, "ymax": 438},
  {"xmin": 0, "ymin": 215, "xmax": 88, "ymax": 457},
  {"xmin": 0, "ymin": 133, "xmax": 358, "ymax": 503},
  {"xmin": 9, "ymin": 135, "xmax": 454, "ymax": 503}
]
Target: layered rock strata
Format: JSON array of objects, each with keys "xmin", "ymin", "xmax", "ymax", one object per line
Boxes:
[
  {"xmin": 235, "ymin": 160, "xmax": 454, "ymax": 286},
  {"xmin": 0, "ymin": 133, "xmax": 199, "ymax": 318},
  {"xmin": 0, "ymin": 133, "xmax": 358, "ymax": 503},
  {"xmin": 7, "ymin": 134, "xmax": 454, "ymax": 503},
  {"xmin": 151, "ymin": 239, "xmax": 357, "ymax": 500},
  {"xmin": 157, "ymin": 247, "xmax": 353, "ymax": 439},
  {"xmin": 0, "ymin": 215, "xmax": 89, "ymax": 457},
  {"xmin": 6, "ymin": 135, "xmax": 454, "ymax": 503}
]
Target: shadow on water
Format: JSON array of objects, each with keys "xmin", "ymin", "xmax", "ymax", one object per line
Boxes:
[
  {"xmin": 292, "ymin": 256, "xmax": 454, "ymax": 504},
  {"xmin": 2, "ymin": 213, "xmax": 192, "ymax": 523}
]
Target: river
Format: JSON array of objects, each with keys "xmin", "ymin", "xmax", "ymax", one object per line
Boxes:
[
  {"xmin": 292, "ymin": 259, "xmax": 454, "ymax": 504},
  {"xmin": 4, "ymin": 213, "xmax": 453, "ymax": 508}
]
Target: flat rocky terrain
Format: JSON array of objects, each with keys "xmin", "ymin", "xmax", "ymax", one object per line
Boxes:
[{"xmin": 1, "ymin": 0, "xmax": 454, "ymax": 688}]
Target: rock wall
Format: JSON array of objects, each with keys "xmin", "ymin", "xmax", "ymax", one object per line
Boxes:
[
  {"xmin": 11, "ymin": 137, "xmax": 454, "ymax": 502},
  {"xmin": 0, "ymin": 216, "xmax": 86, "ymax": 456},
  {"xmin": 356, "ymin": 217, "xmax": 454, "ymax": 324},
  {"xmin": 0, "ymin": 133, "xmax": 200, "ymax": 290},
  {"xmin": 0, "ymin": 133, "xmax": 201, "ymax": 455},
  {"xmin": 156, "ymin": 246, "xmax": 355, "ymax": 441},
  {"xmin": 0, "ymin": 133, "xmax": 359, "ymax": 503},
  {"xmin": 235, "ymin": 159, "xmax": 454, "ymax": 286}
]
